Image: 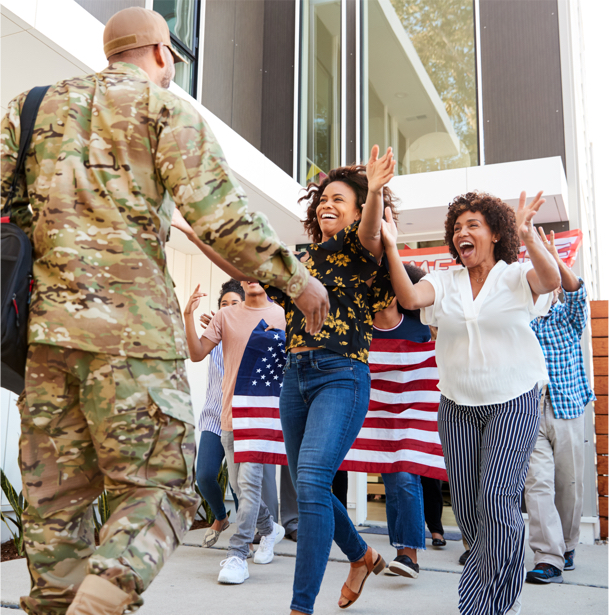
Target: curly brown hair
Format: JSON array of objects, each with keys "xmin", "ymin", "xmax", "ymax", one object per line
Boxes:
[
  {"xmin": 444, "ymin": 192, "xmax": 520, "ymax": 265},
  {"xmin": 300, "ymin": 164, "xmax": 398, "ymax": 243}
]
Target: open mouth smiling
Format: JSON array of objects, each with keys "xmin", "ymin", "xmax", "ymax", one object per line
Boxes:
[
  {"xmin": 320, "ymin": 213, "xmax": 337, "ymax": 220},
  {"xmin": 459, "ymin": 240, "xmax": 474, "ymax": 258}
]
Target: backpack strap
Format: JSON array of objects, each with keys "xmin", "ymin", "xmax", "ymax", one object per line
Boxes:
[{"xmin": 5, "ymin": 85, "xmax": 50, "ymax": 219}]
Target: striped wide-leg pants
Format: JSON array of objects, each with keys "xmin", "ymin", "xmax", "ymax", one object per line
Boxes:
[{"xmin": 438, "ymin": 387, "xmax": 540, "ymax": 615}]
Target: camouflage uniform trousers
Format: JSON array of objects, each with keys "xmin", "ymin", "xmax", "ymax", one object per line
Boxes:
[{"xmin": 17, "ymin": 344, "xmax": 201, "ymax": 615}]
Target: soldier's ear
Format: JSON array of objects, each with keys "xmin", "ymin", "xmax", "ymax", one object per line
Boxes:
[{"xmin": 153, "ymin": 43, "xmax": 167, "ymax": 68}]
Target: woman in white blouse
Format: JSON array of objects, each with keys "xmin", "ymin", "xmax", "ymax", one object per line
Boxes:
[{"xmin": 381, "ymin": 191, "xmax": 560, "ymax": 615}]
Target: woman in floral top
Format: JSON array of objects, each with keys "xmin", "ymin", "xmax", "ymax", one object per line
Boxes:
[
  {"xmin": 264, "ymin": 147, "xmax": 397, "ymax": 615},
  {"xmin": 185, "ymin": 146, "xmax": 397, "ymax": 614}
]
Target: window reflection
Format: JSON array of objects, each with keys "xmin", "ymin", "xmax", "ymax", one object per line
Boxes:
[
  {"xmin": 154, "ymin": 0, "xmax": 196, "ymax": 50},
  {"xmin": 362, "ymin": 0, "xmax": 478, "ymax": 175},
  {"xmin": 300, "ymin": 0, "xmax": 342, "ymax": 185},
  {"xmin": 153, "ymin": 0, "xmax": 196, "ymax": 94}
]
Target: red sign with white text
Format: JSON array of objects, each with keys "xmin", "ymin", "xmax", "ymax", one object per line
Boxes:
[{"xmin": 399, "ymin": 229, "xmax": 583, "ymax": 272}]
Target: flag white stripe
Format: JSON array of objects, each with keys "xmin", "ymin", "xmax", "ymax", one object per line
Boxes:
[
  {"xmin": 232, "ymin": 417, "xmax": 283, "ymax": 431},
  {"xmin": 343, "ymin": 447, "xmax": 445, "ymax": 468},
  {"xmin": 363, "ymin": 408, "xmax": 438, "ymax": 421},
  {"xmin": 232, "ymin": 394, "xmax": 280, "ymax": 409},
  {"xmin": 371, "ymin": 367, "xmax": 439, "ymax": 383},
  {"xmin": 370, "ymin": 389, "xmax": 441, "ymax": 404},
  {"xmin": 368, "ymin": 350, "xmax": 435, "ymax": 365},
  {"xmin": 234, "ymin": 438, "xmax": 286, "ymax": 455},
  {"xmin": 356, "ymin": 427, "xmax": 442, "ymax": 444}
]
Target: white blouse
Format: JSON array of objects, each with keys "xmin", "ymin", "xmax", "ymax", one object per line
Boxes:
[{"xmin": 421, "ymin": 260, "xmax": 552, "ymax": 406}]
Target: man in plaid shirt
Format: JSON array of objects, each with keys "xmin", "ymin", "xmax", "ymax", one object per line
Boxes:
[{"xmin": 524, "ymin": 228, "xmax": 596, "ymax": 585}]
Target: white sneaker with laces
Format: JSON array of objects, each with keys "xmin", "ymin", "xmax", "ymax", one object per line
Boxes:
[
  {"xmin": 253, "ymin": 522, "xmax": 285, "ymax": 564},
  {"xmin": 218, "ymin": 556, "xmax": 249, "ymax": 584}
]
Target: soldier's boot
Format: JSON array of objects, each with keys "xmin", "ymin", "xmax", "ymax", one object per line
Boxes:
[{"xmin": 66, "ymin": 575, "xmax": 131, "ymax": 615}]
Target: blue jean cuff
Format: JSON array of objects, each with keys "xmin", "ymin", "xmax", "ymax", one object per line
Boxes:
[
  {"xmin": 391, "ymin": 543, "xmax": 425, "ymax": 550},
  {"xmin": 348, "ymin": 544, "xmax": 369, "ymax": 564},
  {"xmin": 290, "ymin": 603, "xmax": 314, "ymax": 615}
]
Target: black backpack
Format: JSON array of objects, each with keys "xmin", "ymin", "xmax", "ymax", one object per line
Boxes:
[{"xmin": 1, "ymin": 86, "xmax": 49, "ymax": 395}]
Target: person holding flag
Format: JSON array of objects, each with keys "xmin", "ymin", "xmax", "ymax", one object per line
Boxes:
[
  {"xmin": 182, "ymin": 279, "xmax": 286, "ymax": 585},
  {"xmin": 356, "ymin": 263, "xmax": 447, "ymax": 580}
]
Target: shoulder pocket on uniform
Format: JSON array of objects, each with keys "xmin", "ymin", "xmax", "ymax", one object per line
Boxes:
[{"xmin": 148, "ymin": 387, "xmax": 194, "ymax": 426}]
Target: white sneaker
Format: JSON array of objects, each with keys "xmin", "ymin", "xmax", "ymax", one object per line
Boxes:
[
  {"xmin": 253, "ymin": 522, "xmax": 285, "ymax": 564},
  {"xmin": 218, "ymin": 556, "xmax": 249, "ymax": 584}
]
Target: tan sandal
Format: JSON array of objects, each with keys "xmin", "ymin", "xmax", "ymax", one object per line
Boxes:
[
  {"xmin": 202, "ymin": 517, "xmax": 230, "ymax": 548},
  {"xmin": 338, "ymin": 546, "xmax": 385, "ymax": 609}
]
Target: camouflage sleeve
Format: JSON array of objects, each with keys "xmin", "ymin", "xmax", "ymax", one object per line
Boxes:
[
  {"xmin": 1, "ymin": 92, "xmax": 33, "ymax": 235},
  {"xmin": 156, "ymin": 99, "xmax": 309, "ymax": 299}
]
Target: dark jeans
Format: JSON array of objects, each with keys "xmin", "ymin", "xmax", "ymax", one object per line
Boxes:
[
  {"xmin": 195, "ymin": 430, "xmax": 238, "ymax": 521},
  {"xmin": 280, "ymin": 349, "xmax": 370, "ymax": 615},
  {"xmin": 383, "ymin": 472, "xmax": 426, "ymax": 550},
  {"xmin": 421, "ymin": 476, "xmax": 444, "ymax": 536}
]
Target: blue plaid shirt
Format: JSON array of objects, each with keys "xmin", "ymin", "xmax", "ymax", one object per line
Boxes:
[{"xmin": 530, "ymin": 279, "xmax": 595, "ymax": 419}]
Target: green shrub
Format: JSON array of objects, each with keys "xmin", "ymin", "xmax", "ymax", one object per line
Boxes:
[{"xmin": 0, "ymin": 468, "xmax": 26, "ymax": 557}]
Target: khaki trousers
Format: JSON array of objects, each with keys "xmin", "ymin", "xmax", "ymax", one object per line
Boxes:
[{"xmin": 524, "ymin": 389, "xmax": 585, "ymax": 570}]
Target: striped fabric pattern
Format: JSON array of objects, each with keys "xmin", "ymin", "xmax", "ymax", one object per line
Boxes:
[
  {"xmin": 232, "ymin": 336, "xmax": 447, "ymax": 478},
  {"xmin": 198, "ymin": 342, "xmax": 223, "ymax": 435},
  {"xmin": 438, "ymin": 387, "xmax": 540, "ymax": 615},
  {"xmin": 341, "ymin": 338, "xmax": 448, "ymax": 479}
]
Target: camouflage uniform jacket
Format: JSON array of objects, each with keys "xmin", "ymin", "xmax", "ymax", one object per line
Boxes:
[{"xmin": 1, "ymin": 63, "xmax": 308, "ymax": 360}]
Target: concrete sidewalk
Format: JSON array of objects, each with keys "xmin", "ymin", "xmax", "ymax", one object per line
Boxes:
[{"xmin": 2, "ymin": 525, "xmax": 607, "ymax": 614}]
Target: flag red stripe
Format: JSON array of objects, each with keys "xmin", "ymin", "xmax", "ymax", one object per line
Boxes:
[
  {"xmin": 371, "ymin": 379, "xmax": 441, "ymax": 393},
  {"xmin": 370, "ymin": 357, "xmax": 437, "ymax": 373},
  {"xmin": 368, "ymin": 401, "xmax": 440, "ymax": 412},
  {"xmin": 234, "ymin": 428, "xmax": 285, "ymax": 442},
  {"xmin": 361, "ymin": 418, "xmax": 439, "ymax": 431},
  {"xmin": 232, "ymin": 406, "xmax": 280, "ymax": 419}
]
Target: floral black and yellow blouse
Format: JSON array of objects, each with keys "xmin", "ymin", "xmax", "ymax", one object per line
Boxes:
[{"xmin": 265, "ymin": 221, "xmax": 394, "ymax": 363}]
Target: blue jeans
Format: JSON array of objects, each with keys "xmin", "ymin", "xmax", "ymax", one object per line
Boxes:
[
  {"xmin": 196, "ymin": 430, "xmax": 238, "ymax": 521},
  {"xmin": 280, "ymin": 349, "xmax": 370, "ymax": 615},
  {"xmin": 382, "ymin": 472, "xmax": 426, "ymax": 550}
]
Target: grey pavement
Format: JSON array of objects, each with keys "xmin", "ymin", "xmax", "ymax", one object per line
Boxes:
[{"xmin": 1, "ymin": 524, "xmax": 607, "ymax": 614}]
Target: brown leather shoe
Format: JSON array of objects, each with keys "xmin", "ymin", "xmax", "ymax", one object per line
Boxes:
[
  {"xmin": 338, "ymin": 547, "xmax": 385, "ymax": 609},
  {"xmin": 66, "ymin": 575, "xmax": 131, "ymax": 615}
]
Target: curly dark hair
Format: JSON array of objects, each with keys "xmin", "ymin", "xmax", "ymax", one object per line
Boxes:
[
  {"xmin": 397, "ymin": 263, "xmax": 427, "ymax": 316},
  {"xmin": 218, "ymin": 278, "xmax": 244, "ymax": 308},
  {"xmin": 444, "ymin": 192, "xmax": 520, "ymax": 265},
  {"xmin": 300, "ymin": 164, "xmax": 399, "ymax": 244}
]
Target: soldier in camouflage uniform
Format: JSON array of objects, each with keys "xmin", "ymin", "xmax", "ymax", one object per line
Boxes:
[{"xmin": 1, "ymin": 7, "xmax": 327, "ymax": 615}]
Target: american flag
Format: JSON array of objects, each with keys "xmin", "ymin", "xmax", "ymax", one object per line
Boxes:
[
  {"xmin": 232, "ymin": 320, "xmax": 288, "ymax": 465},
  {"xmin": 232, "ymin": 326, "xmax": 447, "ymax": 480},
  {"xmin": 340, "ymin": 338, "xmax": 448, "ymax": 480}
]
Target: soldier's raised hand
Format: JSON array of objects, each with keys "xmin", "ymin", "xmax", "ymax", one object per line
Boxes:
[{"xmin": 184, "ymin": 284, "xmax": 206, "ymax": 315}]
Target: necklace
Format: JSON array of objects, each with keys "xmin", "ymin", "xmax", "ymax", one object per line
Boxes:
[{"xmin": 470, "ymin": 271, "xmax": 488, "ymax": 284}]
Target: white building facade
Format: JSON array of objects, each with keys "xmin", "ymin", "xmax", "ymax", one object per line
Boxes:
[{"xmin": 1, "ymin": 0, "xmax": 603, "ymax": 541}]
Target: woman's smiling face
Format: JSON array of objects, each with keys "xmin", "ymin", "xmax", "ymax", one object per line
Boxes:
[
  {"xmin": 317, "ymin": 181, "xmax": 361, "ymax": 241},
  {"xmin": 453, "ymin": 210, "xmax": 499, "ymax": 268}
]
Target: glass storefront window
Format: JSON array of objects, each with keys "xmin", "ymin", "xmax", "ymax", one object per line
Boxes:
[
  {"xmin": 153, "ymin": 0, "xmax": 197, "ymax": 95},
  {"xmin": 300, "ymin": 0, "xmax": 342, "ymax": 185},
  {"xmin": 362, "ymin": 0, "xmax": 478, "ymax": 175}
]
